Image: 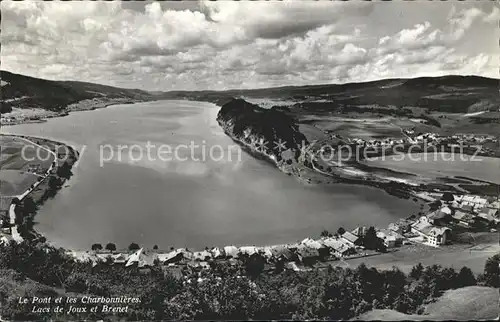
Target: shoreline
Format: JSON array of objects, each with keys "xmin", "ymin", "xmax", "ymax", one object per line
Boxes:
[
  {"xmin": 2, "ymin": 102, "xmax": 497, "ymax": 267},
  {"xmin": 1, "ymin": 129, "xmax": 416, "ymax": 257},
  {"xmin": 0, "ymin": 134, "xmax": 79, "ymax": 243},
  {"xmin": 1, "ymin": 98, "xmax": 152, "ymax": 127},
  {"xmin": 216, "ymin": 99, "xmax": 500, "ymax": 201}
]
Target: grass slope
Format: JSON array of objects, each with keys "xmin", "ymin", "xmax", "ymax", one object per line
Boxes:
[
  {"xmin": 1, "ymin": 70, "xmax": 154, "ymax": 113},
  {"xmin": 356, "ymin": 286, "xmax": 499, "ymax": 321}
]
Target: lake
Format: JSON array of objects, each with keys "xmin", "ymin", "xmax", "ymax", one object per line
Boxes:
[
  {"xmin": 2, "ymin": 100, "xmax": 418, "ymax": 251},
  {"xmin": 365, "ymin": 153, "xmax": 500, "ymax": 185}
]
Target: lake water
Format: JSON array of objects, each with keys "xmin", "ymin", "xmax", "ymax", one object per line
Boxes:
[
  {"xmin": 366, "ymin": 153, "xmax": 500, "ymax": 185},
  {"xmin": 3, "ymin": 100, "xmax": 418, "ymax": 251}
]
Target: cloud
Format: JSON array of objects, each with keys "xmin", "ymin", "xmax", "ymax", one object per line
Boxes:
[
  {"xmin": 483, "ymin": 6, "xmax": 500, "ymax": 23},
  {"xmin": 201, "ymin": 0, "xmax": 373, "ymax": 39},
  {"xmin": 1, "ymin": 1, "xmax": 497, "ymax": 91},
  {"xmin": 448, "ymin": 7, "xmax": 485, "ymax": 41}
]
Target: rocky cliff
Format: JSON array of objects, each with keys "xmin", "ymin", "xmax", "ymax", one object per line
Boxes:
[{"xmin": 217, "ymin": 98, "xmax": 308, "ymax": 176}]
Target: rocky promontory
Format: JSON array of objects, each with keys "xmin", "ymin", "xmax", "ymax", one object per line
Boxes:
[{"xmin": 217, "ymin": 98, "xmax": 308, "ymax": 176}]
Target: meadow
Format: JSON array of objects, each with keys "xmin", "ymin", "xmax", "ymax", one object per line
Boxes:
[{"xmin": 0, "ymin": 135, "xmax": 54, "ymax": 202}]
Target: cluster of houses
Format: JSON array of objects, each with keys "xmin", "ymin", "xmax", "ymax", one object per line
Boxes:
[
  {"xmin": 331, "ymin": 130, "xmax": 496, "ymax": 152},
  {"xmin": 348, "ymin": 137, "xmax": 405, "ymax": 147},
  {"xmin": 320, "ymin": 128, "xmax": 497, "ymax": 160},
  {"xmin": 1, "ymin": 115, "xmax": 17, "ymax": 125},
  {"xmin": 0, "ymin": 114, "xmax": 44, "ymax": 126},
  {"xmin": 451, "ymin": 134, "xmax": 498, "ymax": 144},
  {"xmin": 401, "ymin": 130, "xmax": 498, "ymax": 147},
  {"xmin": 406, "ymin": 132, "xmax": 439, "ymax": 145},
  {"xmin": 450, "ymin": 194, "xmax": 500, "ymax": 227},
  {"xmin": 72, "ymin": 232, "xmax": 371, "ymax": 271},
  {"xmin": 393, "ymin": 192, "xmax": 500, "ymax": 247}
]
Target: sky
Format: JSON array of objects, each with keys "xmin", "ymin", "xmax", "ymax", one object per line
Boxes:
[{"xmin": 1, "ymin": 0, "xmax": 498, "ymax": 91}]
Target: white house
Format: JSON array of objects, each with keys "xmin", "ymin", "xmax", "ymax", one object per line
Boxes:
[
  {"xmin": 125, "ymin": 248, "xmax": 158, "ymax": 267},
  {"xmin": 426, "ymin": 227, "xmax": 451, "ymax": 246},
  {"xmin": 441, "ymin": 206, "xmax": 452, "ymax": 215},
  {"xmin": 210, "ymin": 247, "xmax": 224, "ymax": 259},
  {"xmin": 238, "ymin": 246, "xmax": 260, "ymax": 256},
  {"xmin": 300, "ymin": 238, "xmax": 325, "ymax": 250},
  {"xmin": 411, "ymin": 216, "xmax": 451, "ymax": 246},
  {"xmin": 0, "ymin": 236, "xmax": 10, "ymax": 246},
  {"xmin": 224, "ymin": 245, "xmax": 240, "ymax": 258}
]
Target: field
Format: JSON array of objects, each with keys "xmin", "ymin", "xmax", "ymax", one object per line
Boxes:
[
  {"xmin": 0, "ymin": 135, "xmax": 55, "ymax": 203},
  {"xmin": 356, "ymin": 286, "xmax": 499, "ymax": 321},
  {"xmin": 298, "ymin": 124, "xmax": 328, "ymax": 141},
  {"xmin": 298, "ymin": 115, "xmax": 407, "ymax": 140},
  {"xmin": 0, "ymin": 170, "xmax": 40, "ymax": 196}
]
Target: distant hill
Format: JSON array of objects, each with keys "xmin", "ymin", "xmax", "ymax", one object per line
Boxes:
[
  {"xmin": 0, "ymin": 70, "xmax": 155, "ymax": 113},
  {"xmin": 2, "ymin": 71, "xmax": 498, "ymax": 116},
  {"xmin": 177, "ymin": 75, "xmax": 499, "ymax": 115}
]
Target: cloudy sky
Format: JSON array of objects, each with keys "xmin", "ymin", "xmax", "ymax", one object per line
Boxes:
[{"xmin": 2, "ymin": 0, "xmax": 498, "ymax": 91}]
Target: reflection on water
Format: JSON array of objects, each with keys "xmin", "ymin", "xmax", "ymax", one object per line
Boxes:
[{"xmin": 3, "ymin": 100, "xmax": 418, "ymax": 250}]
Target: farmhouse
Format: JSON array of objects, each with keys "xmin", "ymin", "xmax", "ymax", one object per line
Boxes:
[
  {"xmin": 411, "ymin": 216, "xmax": 451, "ymax": 246},
  {"xmin": 341, "ymin": 231, "xmax": 359, "ymax": 246},
  {"xmin": 192, "ymin": 250, "xmax": 213, "ymax": 261},
  {"xmin": 452, "ymin": 211, "xmax": 476, "ymax": 227},
  {"xmin": 112, "ymin": 253, "xmax": 129, "ymax": 265},
  {"xmin": 261, "ymin": 246, "xmax": 274, "ymax": 260},
  {"xmin": 427, "ymin": 210, "xmax": 450, "ymax": 225},
  {"xmin": 296, "ymin": 245, "xmax": 320, "ymax": 265},
  {"xmin": 321, "ymin": 237, "xmax": 356, "ymax": 257},
  {"xmin": 351, "ymin": 226, "xmax": 367, "ymax": 238},
  {"xmin": 300, "ymin": 237, "xmax": 324, "ymax": 249},
  {"xmin": 426, "ymin": 227, "xmax": 451, "ymax": 246},
  {"xmin": 158, "ymin": 249, "xmax": 184, "ymax": 264},
  {"xmin": 376, "ymin": 229, "xmax": 404, "ymax": 248},
  {"xmin": 411, "ymin": 216, "xmax": 432, "ymax": 232},
  {"xmin": 126, "ymin": 248, "xmax": 158, "ymax": 268},
  {"xmin": 223, "ymin": 245, "xmax": 239, "ymax": 258},
  {"xmin": 270, "ymin": 245, "xmax": 295, "ymax": 262},
  {"xmin": 389, "ymin": 220, "xmax": 412, "ymax": 234},
  {"xmin": 188, "ymin": 261, "xmax": 210, "ymax": 270},
  {"xmin": 238, "ymin": 246, "xmax": 260, "ymax": 257},
  {"xmin": 210, "ymin": 247, "xmax": 224, "ymax": 259},
  {"xmin": 300, "ymin": 238, "xmax": 330, "ymax": 258},
  {"xmin": 0, "ymin": 235, "xmax": 12, "ymax": 246}
]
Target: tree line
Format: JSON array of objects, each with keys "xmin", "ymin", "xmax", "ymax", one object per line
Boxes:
[{"xmin": 0, "ymin": 239, "xmax": 498, "ymax": 321}]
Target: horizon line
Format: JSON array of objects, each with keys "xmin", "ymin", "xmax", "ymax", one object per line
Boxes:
[{"xmin": 1, "ymin": 69, "xmax": 499, "ymax": 94}]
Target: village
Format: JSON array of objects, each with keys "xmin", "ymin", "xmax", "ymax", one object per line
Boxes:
[
  {"xmin": 345, "ymin": 129, "xmax": 498, "ymax": 157},
  {"xmin": 65, "ymin": 190, "xmax": 499, "ymax": 277}
]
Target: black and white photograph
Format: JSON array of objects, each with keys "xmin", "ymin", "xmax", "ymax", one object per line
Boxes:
[{"xmin": 0, "ymin": 0, "xmax": 499, "ymax": 320}]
